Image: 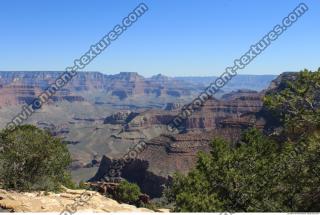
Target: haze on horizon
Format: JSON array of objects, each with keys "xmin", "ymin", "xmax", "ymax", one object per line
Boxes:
[{"xmin": 0, "ymin": 0, "xmax": 319, "ymax": 77}]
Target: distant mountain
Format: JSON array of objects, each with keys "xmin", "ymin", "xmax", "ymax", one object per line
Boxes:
[
  {"xmin": 175, "ymin": 74, "xmax": 277, "ymax": 92},
  {"xmin": 0, "ymin": 71, "xmax": 276, "ymax": 107}
]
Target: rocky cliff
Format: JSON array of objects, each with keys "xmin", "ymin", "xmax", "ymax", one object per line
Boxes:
[
  {"xmin": 0, "ymin": 71, "xmax": 200, "ymax": 107},
  {"xmin": 0, "ymin": 187, "xmax": 154, "ymax": 212},
  {"xmin": 93, "ymin": 89, "xmax": 267, "ymax": 197},
  {"xmin": 0, "ymin": 71, "xmax": 275, "ymax": 107}
]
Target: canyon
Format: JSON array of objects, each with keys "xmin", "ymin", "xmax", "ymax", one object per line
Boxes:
[
  {"xmin": 0, "ymin": 71, "xmax": 277, "ymax": 198},
  {"xmin": 93, "ymin": 89, "xmax": 267, "ymax": 197},
  {"xmin": 90, "ymin": 73, "xmax": 293, "ymax": 197}
]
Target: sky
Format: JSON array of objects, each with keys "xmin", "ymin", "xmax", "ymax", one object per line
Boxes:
[{"xmin": 0, "ymin": 0, "xmax": 319, "ymax": 77}]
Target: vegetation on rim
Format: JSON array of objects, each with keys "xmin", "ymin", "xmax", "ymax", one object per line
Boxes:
[
  {"xmin": 0, "ymin": 125, "xmax": 75, "ymax": 192},
  {"xmin": 166, "ymin": 68, "xmax": 320, "ymax": 212}
]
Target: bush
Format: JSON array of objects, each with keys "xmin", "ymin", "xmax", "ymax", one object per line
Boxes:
[
  {"xmin": 113, "ymin": 180, "xmax": 141, "ymax": 204},
  {"xmin": 0, "ymin": 125, "xmax": 75, "ymax": 192},
  {"xmin": 78, "ymin": 181, "xmax": 90, "ymax": 189},
  {"xmin": 166, "ymin": 69, "xmax": 320, "ymax": 212},
  {"xmin": 165, "ymin": 130, "xmax": 312, "ymax": 212},
  {"xmin": 264, "ymin": 69, "xmax": 320, "ymax": 139}
]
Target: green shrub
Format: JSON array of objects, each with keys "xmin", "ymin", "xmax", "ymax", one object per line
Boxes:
[
  {"xmin": 264, "ymin": 69, "xmax": 320, "ymax": 138},
  {"xmin": 0, "ymin": 125, "xmax": 75, "ymax": 192},
  {"xmin": 78, "ymin": 181, "xmax": 90, "ymax": 189},
  {"xmin": 166, "ymin": 69, "xmax": 320, "ymax": 212},
  {"xmin": 113, "ymin": 180, "xmax": 141, "ymax": 204},
  {"xmin": 166, "ymin": 130, "xmax": 320, "ymax": 212}
]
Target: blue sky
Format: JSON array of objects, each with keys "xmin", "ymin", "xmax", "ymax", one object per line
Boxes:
[{"xmin": 0, "ymin": 0, "xmax": 319, "ymax": 77}]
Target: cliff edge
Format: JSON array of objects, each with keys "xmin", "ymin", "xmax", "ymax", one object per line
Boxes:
[{"xmin": 0, "ymin": 187, "xmax": 154, "ymax": 212}]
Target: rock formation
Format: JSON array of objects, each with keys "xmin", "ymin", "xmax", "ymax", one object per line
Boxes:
[
  {"xmin": 91, "ymin": 89, "xmax": 267, "ymax": 197},
  {"xmin": 0, "ymin": 71, "xmax": 275, "ymax": 108},
  {"xmin": 0, "ymin": 187, "xmax": 153, "ymax": 212}
]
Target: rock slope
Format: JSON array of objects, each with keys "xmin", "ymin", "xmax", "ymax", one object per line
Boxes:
[
  {"xmin": 0, "ymin": 187, "xmax": 153, "ymax": 212},
  {"xmin": 93, "ymin": 90, "xmax": 267, "ymax": 197}
]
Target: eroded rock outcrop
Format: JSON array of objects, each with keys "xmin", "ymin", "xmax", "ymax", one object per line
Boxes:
[
  {"xmin": 92, "ymin": 90, "xmax": 267, "ymax": 197},
  {"xmin": 0, "ymin": 71, "xmax": 275, "ymax": 108},
  {"xmin": 0, "ymin": 187, "xmax": 153, "ymax": 212},
  {"xmin": 104, "ymin": 111, "xmax": 139, "ymax": 125},
  {"xmin": 0, "ymin": 71, "xmax": 204, "ymax": 107}
]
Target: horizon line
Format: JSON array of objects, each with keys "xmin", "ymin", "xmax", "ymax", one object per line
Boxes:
[{"xmin": 0, "ymin": 70, "xmax": 285, "ymax": 78}]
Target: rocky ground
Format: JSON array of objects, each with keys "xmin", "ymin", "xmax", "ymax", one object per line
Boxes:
[{"xmin": 0, "ymin": 187, "xmax": 161, "ymax": 212}]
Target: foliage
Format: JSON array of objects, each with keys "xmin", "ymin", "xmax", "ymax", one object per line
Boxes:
[
  {"xmin": 166, "ymin": 68, "xmax": 320, "ymax": 212},
  {"xmin": 78, "ymin": 181, "xmax": 90, "ymax": 189},
  {"xmin": 264, "ymin": 68, "xmax": 320, "ymax": 138},
  {"xmin": 167, "ymin": 129, "xmax": 320, "ymax": 212},
  {"xmin": 113, "ymin": 180, "xmax": 141, "ymax": 204},
  {"xmin": 0, "ymin": 125, "xmax": 75, "ymax": 192},
  {"xmin": 109, "ymin": 180, "xmax": 159, "ymax": 210},
  {"xmin": 137, "ymin": 201, "xmax": 159, "ymax": 211}
]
